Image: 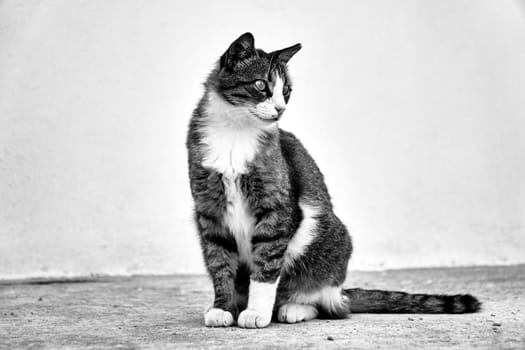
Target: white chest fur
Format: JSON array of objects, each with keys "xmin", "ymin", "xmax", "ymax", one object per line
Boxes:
[
  {"xmin": 201, "ymin": 91, "xmax": 264, "ymax": 176},
  {"xmin": 222, "ymin": 175, "xmax": 255, "ymax": 262}
]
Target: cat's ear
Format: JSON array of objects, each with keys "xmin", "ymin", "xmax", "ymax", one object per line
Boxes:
[
  {"xmin": 273, "ymin": 43, "xmax": 302, "ymax": 64},
  {"xmin": 220, "ymin": 32, "xmax": 257, "ymax": 70}
]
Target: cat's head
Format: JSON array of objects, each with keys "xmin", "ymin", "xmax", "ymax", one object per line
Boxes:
[{"xmin": 212, "ymin": 33, "xmax": 301, "ymax": 123}]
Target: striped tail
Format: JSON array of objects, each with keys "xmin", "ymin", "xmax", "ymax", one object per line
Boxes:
[{"xmin": 344, "ymin": 288, "xmax": 481, "ymax": 314}]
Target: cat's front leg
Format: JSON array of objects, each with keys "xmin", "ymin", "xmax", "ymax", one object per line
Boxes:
[
  {"xmin": 237, "ymin": 211, "xmax": 289, "ymax": 329},
  {"xmin": 198, "ymin": 213, "xmax": 239, "ymax": 327}
]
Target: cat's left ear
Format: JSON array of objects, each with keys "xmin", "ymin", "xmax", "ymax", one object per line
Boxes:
[
  {"xmin": 273, "ymin": 43, "xmax": 302, "ymax": 64},
  {"xmin": 220, "ymin": 32, "xmax": 258, "ymax": 71}
]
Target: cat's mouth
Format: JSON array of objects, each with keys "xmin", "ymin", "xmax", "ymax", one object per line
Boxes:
[
  {"xmin": 249, "ymin": 110, "xmax": 279, "ymax": 123},
  {"xmin": 258, "ymin": 116, "xmax": 279, "ymax": 123}
]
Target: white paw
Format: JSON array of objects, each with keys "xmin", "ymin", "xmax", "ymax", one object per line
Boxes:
[
  {"xmin": 204, "ymin": 308, "xmax": 234, "ymax": 327},
  {"xmin": 237, "ymin": 308, "xmax": 271, "ymax": 328},
  {"xmin": 277, "ymin": 303, "xmax": 318, "ymax": 323}
]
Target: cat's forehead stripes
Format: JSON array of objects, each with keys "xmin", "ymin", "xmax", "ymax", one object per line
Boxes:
[
  {"xmin": 268, "ymin": 63, "xmax": 285, "ymax": 80},
  {"xmin": 230, "ymin": 54, "xmax": 288, "ymax": 85},
  {"xmin": 232, "ymin": 56, "xmax": 270, "ymax": 79}
]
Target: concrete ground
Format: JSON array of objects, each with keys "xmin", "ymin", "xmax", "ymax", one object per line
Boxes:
[{"xmin": 1, "ymin": 265, "xmax": 524, "ymax": 350}]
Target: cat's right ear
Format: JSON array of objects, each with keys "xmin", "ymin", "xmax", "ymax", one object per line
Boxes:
[
  {"xmin": 220, "ymin": 32, "xmax": 257, "ymax": 71},
  {"xmin": 273, "ymin": 43, "xmax": 302, "ymax": 64}
]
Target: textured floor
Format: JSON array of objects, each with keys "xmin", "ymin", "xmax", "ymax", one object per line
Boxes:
[{"xmin": 1, "ymin": 265, "xmax": 524, "ymax": 349}]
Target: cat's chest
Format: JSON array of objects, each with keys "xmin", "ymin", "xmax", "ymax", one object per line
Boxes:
[
  {"xmin": 201, "ymin": 121, "xmax": 262, "ymax": 176},
  {"xmin": 221, "ymin": 175, "xmax": 255, "ymax": 262},
  {"xmin": 199, "ymin": 112, "xmax": 266, "ymax": 262},
  {"xmin": 201, "ymin": 130, "xmax": 258, "ymax": 262}
]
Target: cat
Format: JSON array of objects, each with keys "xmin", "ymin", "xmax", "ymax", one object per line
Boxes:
[{"xmin": 186, "ymin": 33, "xmax": 481, "ymax": 328}]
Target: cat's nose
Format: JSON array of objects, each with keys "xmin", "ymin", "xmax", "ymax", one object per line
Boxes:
[{"xmin": 275, "ymin": 105, "xmax": 286, "ymax": 115}]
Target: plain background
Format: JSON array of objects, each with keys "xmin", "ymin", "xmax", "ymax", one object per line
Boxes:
[{"xmin": 1, "ymin": 0, "xmax": 524, "ymax": 280}]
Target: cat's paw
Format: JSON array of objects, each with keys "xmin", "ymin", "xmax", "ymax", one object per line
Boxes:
[
  {"xmin": 277, "ymin": 303, "xmax": 318, "ymax": 323},
  {"xmin": 204, "ymin": 308, "xmax": 234, "ymax": 327},
  {"xmin": 237, "ymin": 308, "xmax": 271, "ymax": 328}
]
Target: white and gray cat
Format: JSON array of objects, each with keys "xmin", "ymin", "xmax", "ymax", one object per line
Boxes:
[{"xmin": 186, "ymin": 33, "xmax": 480, "ymax": 328}]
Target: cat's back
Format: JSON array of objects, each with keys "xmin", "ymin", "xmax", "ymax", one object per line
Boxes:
[
  {"xmin": 279, "ymin": 129, "xmax": 332, "ymax": 206},
  {"xmin": 279, "ymin": 129, "xmax": 314, "ymax": 165}
]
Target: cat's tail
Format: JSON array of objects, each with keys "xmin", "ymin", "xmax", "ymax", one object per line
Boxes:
[{"xmin": 343, "ymin": 288, "xmax": 481, "ymax": 314}]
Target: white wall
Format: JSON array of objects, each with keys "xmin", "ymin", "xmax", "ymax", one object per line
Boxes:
[{"xmin": 1, "ymin": 0, "xmax": 524, "ymax": 279}]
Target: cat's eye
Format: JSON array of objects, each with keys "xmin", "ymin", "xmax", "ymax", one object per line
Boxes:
[
  {"xmin": 283, "ymin": 85, "xmax": 290, "ymax": 95},
  {"xmin": 254, "ymin": 80, "xmax": 266, "ymax": 91}
]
